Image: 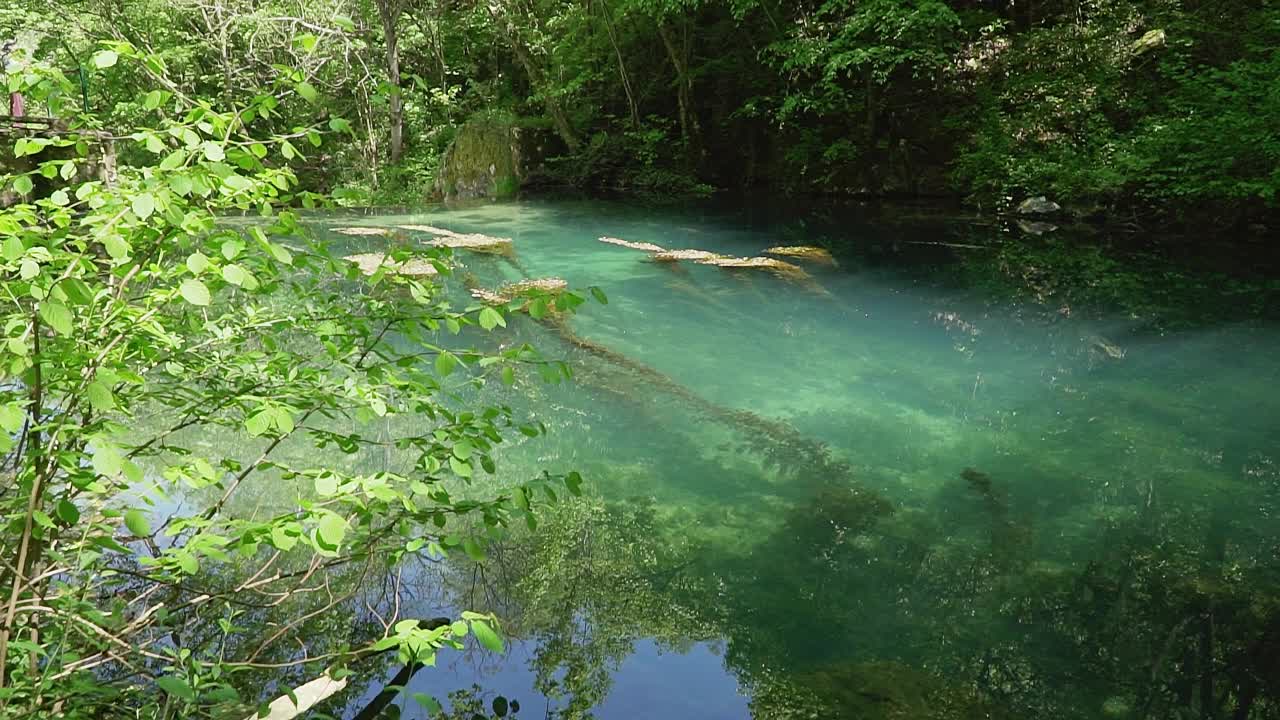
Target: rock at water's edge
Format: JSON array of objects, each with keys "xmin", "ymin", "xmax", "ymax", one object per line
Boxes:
[{"xmin": 1016, "ymin": 196, "xmax": 1062, "ymax": 215}]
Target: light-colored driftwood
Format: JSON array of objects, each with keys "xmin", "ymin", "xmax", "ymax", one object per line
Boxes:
[
  {"xmin": 763, "ymin": 245, "xmax": 836, "ymax": 264},
  {"xmin": 599, "ymin": 236, "xmax": 667, "ymax": 253},
  {"xmin": 332, "ymin": 227, "xmax": 391, "ymax": 236},
  {"xmin": 344, "ymin": 252, "xmax": 440, "ymax": 277}
]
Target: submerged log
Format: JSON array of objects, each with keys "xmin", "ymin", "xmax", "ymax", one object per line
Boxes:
[
  {"xmin": 545, "ymin": 317, "xmax": 857, "ymax": 484},
  {"xmin": 397, "ymin": 224, "xmax": 515, "ymax": 256},
  {"xmin": 651, "ymin": 249, "xmax": 726, "ymax": 263},
  {"xmin": 599, "ymin": 236, "xmax": 667, "ymax": 253},
  {"xmin": 332, "ymin": 226, "xmax": 392, "ymax": 236},
  {"xmin": 764, "ymin": 245, "xmax": 836, "ymax": 264},
  {"xmin": 344, "ymin": 252, "xmax": 441, "ymax": 277}
]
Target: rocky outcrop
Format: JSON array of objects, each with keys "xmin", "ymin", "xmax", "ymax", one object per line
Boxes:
[
  {"xmin": 1132, "ymin": 29, "xmax": 1166, "ymax": 56},
  {"xmin": 1016, "ymin": 196, "xmax": 1062, "ymax": 215},
  {"xmin": 436, "ymin": 116, "xmax": 522, "ymax": 201}
]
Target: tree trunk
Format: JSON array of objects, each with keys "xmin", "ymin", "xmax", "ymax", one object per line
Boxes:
[
  {"xmin": 594, "ymin": 0, "xmax": 639, "ymax": 127},
  {"xmin": 376, "ymin": 0, "xmax": 404, "ymax": 165},
  {"xmin": 657, "ymin": 20, "xmax": 701, "ymax": 164},
  {"xmin": 487, "ymin": 2, "xmax": 581, "ymax": 151}
]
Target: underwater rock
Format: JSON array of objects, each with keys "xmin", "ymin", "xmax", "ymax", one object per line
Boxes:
[
  {"xmin": 332, "ymin": 226, "xmax": 391, "ymax": 236},
  {"xmin": 343, "ymin": 252, "xmax": 440, "ymax": 277},
  {"xmin": 763, "ymin": 245, "xmax": 836, "ymax": 264},
  {"xmin": 436, "ymin": 115, "xmax": 522, "ymax": 201},
  {"xmin": 598, "ymin": 236, "xmax": 668, "ymax": 253}
]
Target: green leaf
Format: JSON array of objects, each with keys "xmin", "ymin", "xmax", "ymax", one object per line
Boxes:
[
  {"xmin": 55, "ymin": 499, "xmax": 80, "ymax": 525},
  {"xmin": 175, "ymin": 553, "xmax": 199, "ymax": 574},
  {"xmin": 590, "ymin": 286, "xmax": 609, "ymax": 304},
  {"xmin": 221, "ymin": 264, "xmax": 248, "ymax": 286},
  {"xmin": 124, "ymin": 509, "xmax": 151, "ymax": 537},
  {"xmin": 131, "ymin": 193, "xmax": 156, "ymax": 220},
  {"xmin": 160, "ymin": 150, "xmax": 187, "ymax": 171},
  {"xmin": 186, "ymin": 252, "xmax": 209, "ymax": 274},
  {"xmin": 435, "ymin": 352, "xmax": 457, "ymax": 378},
  {"xmin": 86, "ymin": 381, "xmax": 116, "ymax": 412},
  {"xmin": 452, "ymin": 440, "xmax": 474, "ymax": 461},
  {"xmin": 0, "ymin": 402, "xmax": 25, "ymax": 433},
  {"xmin": 501, "ymin": 366, "xmax": 515, "ymax": 386},
  {"xmin": 12, "ymin": 175, "xmax": 33, "ymax": 195},
  {"xmin": 39, "ymin": 301, "xmax": 73, "ymax": 336},
  {"xmin": 155, "ymin": 675, "xmax": 196, "ymax": 702},
  {"xmin": 2, "ymin": 235, "xmax": 24, "ymax": 260},
  {"xmin": 92, "ymin": 445, "xmax": 123, "ymax": 477},
  {"xmin": 49, "ymin": 189, "xmax": 69, "ymax": 206},
  {"xmin": 565, "ymin": 471, "xmax": 584, "ymax": 496},
  {"xmin": 296, "ymin": 82, "xmax": 319, "ymax": 103},
  {"xmin": 449, "ymin": 455, "xmax": 472, "ymax": 478},
  {"xmin": 91, "ymin": 50, "xmax": 118, "ymax": 69},
  {"xmin": 179, "ymin": 278, "xmax": 211, "ymax": 306},
  {"xmin": 103, "ymin": 234, "xmax": 130, "ymax": 260},
  {"xmin": 478, "ymin": 306, "xmax": 505, "ymax": 330},
  {"xmin": 315, "ymin": 474, "xmax": 338, "ymax": 496},
  {"xmin": 201, "ymin": 142, "xmax": 225, "ymax": 162},
  {"xmin": 245, "ymin": 410, "xmax": 271, "ymax": 437},
  {"xmin": 471, "ymin": 620, "xmax": 504, "ymax": 653},
  {"xmin": 316, "ymin": 513, "xmax": 347, "ymax": 549}
]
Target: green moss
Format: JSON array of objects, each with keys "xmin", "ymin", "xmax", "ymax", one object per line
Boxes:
[{"xmin": 437, "ymin": 114, "xmax": 523, "ymax": 201}]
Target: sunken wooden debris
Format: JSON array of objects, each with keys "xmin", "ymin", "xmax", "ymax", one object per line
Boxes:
[
  {"xmin": 763, "ymin": 245, "xmax": 836, "ymax": 264},
  {"xmin": 597, "ymin": 235, "xmax": 813, "ymax": 281},
  {"xmin": 332, "ymin": 226, "xmax": 391, "ymax": 236},
  {"xmin": 343, "ymin": 252, "xmax": 440, "ymax": 277},
  {"xmin": 399, "ymin": 225, "xmax": 514, "ymax": 255},
  {"xmin": 470, "ymin": 277, "xmax": 568, "ymax": 305}
]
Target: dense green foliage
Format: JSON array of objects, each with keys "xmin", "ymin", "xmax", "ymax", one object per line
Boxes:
[
  {"xmin": 5, "ymin": 0, "xmax": 1276, "ymax": 223},
  {"xmin": 0, "ymin": 41, "xmax": 599, "ymax": 717}
]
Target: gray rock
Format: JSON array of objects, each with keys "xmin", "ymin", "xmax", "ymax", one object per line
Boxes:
[
  {"xmin": 436, "ymin": 116, "xmax": 523, "ymax": 201},
  {"xmin": 1132, "ymin": 29, "xmax": 1166, "ymax": 56},
  {"xmin": 1016, "ymin": 196, "xmax": 1062, "ymax": 215}
]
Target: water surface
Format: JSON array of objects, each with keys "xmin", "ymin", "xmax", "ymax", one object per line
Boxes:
[{"xmin": 303, "ymin": 199, "xmax": 1279, "ymax": 720}]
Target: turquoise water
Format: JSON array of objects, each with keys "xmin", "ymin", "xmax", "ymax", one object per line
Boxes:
[{"xmin": 308, "ymin": 200, "xmax": 1280, "ymax": 719}]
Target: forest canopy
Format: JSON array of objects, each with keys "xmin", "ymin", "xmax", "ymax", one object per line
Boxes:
[{"xmin": 2, "ymin": 0, "xmax": 1277, "ymax": 227}]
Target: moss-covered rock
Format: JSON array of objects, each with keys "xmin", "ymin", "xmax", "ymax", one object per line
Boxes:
[{"xmin": 436, "ymin": 115, "xmax": 523, "ymax": 201}]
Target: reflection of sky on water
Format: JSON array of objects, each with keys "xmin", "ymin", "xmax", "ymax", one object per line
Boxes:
[{"xmin": 352, "ymin": 639, "xmax": 749, "ymax": 719}]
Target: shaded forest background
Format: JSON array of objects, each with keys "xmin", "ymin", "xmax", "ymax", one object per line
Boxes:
[{"xmin": 4, "ymin": 0, "xmax": 1279, "ymax": 224}]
